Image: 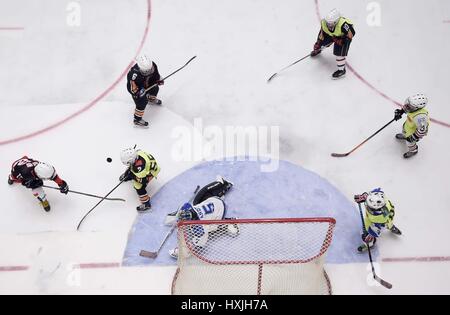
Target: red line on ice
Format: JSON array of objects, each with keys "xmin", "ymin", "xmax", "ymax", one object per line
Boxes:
[
  {"xmin": 0, "ymin": 263, "xmax": 122, "ymax": 272},
  {"xmin": 2, "ymin": 256, "xmax": 450, "ymax": 273},
  {"xmin": 382, "ymin": 256, "xmax": 450, "ymax": 263},
  {"xmin": 74, "ymin": 262, "xmax": 121, "ymax": 269},
  {"xmin": 0, "ymin": 0, "xmax": 152, "ymax": 146},
  {"xmin": 314, "ymin": 0, "xmax": 450, "ymax": 129},
  {"xmin": 0, "ymin": 266, "xmax": 29, "ymax": 272},
  {"xmin": 0, "ymin": 27, "xmax": 24, "ymax": 31}
]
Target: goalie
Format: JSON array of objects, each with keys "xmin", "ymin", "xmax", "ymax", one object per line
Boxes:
[
  {"xmin": 354, "ymin": 188, "xmax": 402, "ymax": 252},
  {"xmin": 166, "ymin": 176, "xmax": 236, "ymax": 259}
]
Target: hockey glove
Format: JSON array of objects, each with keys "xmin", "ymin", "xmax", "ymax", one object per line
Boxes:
[
  {"xmin": 7, "ymin": 176, "xmax": 14, "ymax": 185},
  {"xmin": 311, "ymin": 41, "xmax": 322, "ymax": 57},
  {"xmin": 354, "ymin": 192, "xmax": 368, "ymax": 203},
  {"xmin": 138, "ymin": 88, "xmax": 147, "ymax": 98},
  {"xmin": 59, "ymin": 181, "xmax": 69, "ymax": 194},
  {"xmin": 157, "ymin": 80, "xmax": 164, "ymax": 86},
  {"xmin": 119, "ymin": 169, "xmax": 133, "ymax": 182},
  {"xmin": 332, "ymin": 37, "xmax": 345, "ymax": 46},
  {"xmin": 362, "ymin": 232, "xmax": 374, "ymax": 244},
  {"xmin": 394, "ymin": 109, "xmax": 405, "ymax": 121}
]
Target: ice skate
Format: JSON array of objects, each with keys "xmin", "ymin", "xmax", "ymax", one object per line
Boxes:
[
  {"xmin": 148, "ymin": 96, "xmax": 162, "ymax": 106},
  {"xmin": 390, "ymin": 225, "xmax": 402, "ymax": 235},
  {"xmin": 137, "ymin": 200, "xmax": 151, "ymax": 212},
  {"xmin": 134, "ymin": 118, "xmax": 149, "ymax": 128},
  {"xmin": 395, "ymin": 133, "xmax": 406, "ymax": 140},
  {"xmin": 332, "ymin": 68, "xmax": 346, "ymax": 79},
  {"xmin": 403, "ymin": 149, "xmax": 418, "ymax": 159}
]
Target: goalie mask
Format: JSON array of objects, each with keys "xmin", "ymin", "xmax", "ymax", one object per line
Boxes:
[
  {"xmin": 178, "ymin": 203, "xmax": 194, "ymax": 221},
  {"xmin": 365, "ymin": 188, "xmax": 386, "ymax": 211}
]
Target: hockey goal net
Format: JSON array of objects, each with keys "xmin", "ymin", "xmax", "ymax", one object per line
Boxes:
[{"xmin": 172, "ymin": 217, "xmax": 336, "ymax": 295}]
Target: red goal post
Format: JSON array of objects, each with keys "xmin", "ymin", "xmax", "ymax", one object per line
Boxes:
[{"xmin": 172, "ymin": 217, "xmax": 336, "ymax": 295}]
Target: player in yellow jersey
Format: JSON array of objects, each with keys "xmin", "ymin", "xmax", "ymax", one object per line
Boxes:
[
  {"xmin": 119, "ymin": 147, "xmax": 160, "ymax": 212},
  {"xmin": 394, "ymin": 93, "xmax": 430, "ymax": 158},
  {"xmin": 354, "ymin": 188, "xmax": 402, "ymax": 252},
  {"xmin": 310, "ymin": 9, "xmax": 355, "ymax": 79}
]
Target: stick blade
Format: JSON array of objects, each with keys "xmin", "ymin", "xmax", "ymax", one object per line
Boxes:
[
  {"xmin": 375, "ymin": 276, "xmax": 393, "ymax": 289},
  {"xmin": 139, "ymin": 250, "xmax": 157, "ymax": 259},
  {"xmin": 267, "ymin": 73, "xmax": 277, "ymax": 82},
  {"xmin": 331, "ymin": 152, "xmax": 349, "ymax": 157},
  {"xmin": 107, "ymin": 198, "xmax": 126, "ymax": 202}
]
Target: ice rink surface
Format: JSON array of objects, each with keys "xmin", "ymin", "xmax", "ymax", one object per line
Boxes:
[{"xmin": 1, "ymin": 0, "xmax": 449, "ymax": 294}]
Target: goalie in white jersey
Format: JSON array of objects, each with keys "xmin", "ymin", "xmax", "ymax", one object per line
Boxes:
[{"xmin": 167, "ymin": 176, "xmax": 235, "ymax": 259}]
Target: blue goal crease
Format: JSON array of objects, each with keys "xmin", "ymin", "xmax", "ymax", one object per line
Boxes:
[{"xmin": 122, "ymin": 158, "xmax": 376, "ymax": 266}]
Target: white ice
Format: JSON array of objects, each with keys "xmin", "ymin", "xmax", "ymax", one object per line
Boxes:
[{"xmin": 1, "ymin": 0, "xmax": 449, "ymax": 294}]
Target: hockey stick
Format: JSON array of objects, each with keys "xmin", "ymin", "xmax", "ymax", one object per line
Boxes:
[
  {"xmin": 267, "ymin": 53, "xmax": 311, "ymax": 82},
  {"xmin": 267, "ymin": 45, "xmax": 331, "ymax": 82},
  {"xmin": 140, "ymin": 224, "xmax": 177, "ymax": 259},
  {"xmin": 76, "ymin": 180, "xmax": 125, "ymax": 231},
  {"xmin": 331, "ymin": 118, "xmax": 396, "ymax": 157},
  {"xmin": 357, "ymin": 203, "xmax": 393, "ymax": 289},
  {"xmin": 140, "ymin": 185, "xmax": 201, "ymax": 259},
  {"xmin": 144, "ymin": 56, "xmax": 197, "ymax": 93},
  {"xmin": 43, "ymin": 185, "xmax": 125, "ymax": 202}
]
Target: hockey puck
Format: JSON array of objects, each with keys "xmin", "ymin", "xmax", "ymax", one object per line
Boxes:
[{"xmin": 106, "ymin": 157, "xmax": 112, "ymax": 163}]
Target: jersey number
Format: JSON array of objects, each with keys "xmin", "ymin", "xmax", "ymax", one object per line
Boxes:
[{"xmin": 202, "ymin": 203, "xmax": 215, "ymax": 214}]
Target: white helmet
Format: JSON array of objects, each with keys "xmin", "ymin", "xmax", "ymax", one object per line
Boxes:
[
  {"xmin": 365, "ymin": 189, "xmax": 386, "ymax": 210},
  {"xmin": 34, "ymin": 162, "xmax": 56, "ymax": 180},
  {"xmin": 120, "ymin": 148, "xmax": 138, "ymax": 166},
  {"xmin": 325, "ymin": 9, "xmax": 341, "ymax": 30},
  {"xmin": 404, "ymin": 93, "xmax": 428, "ymax": 112},
  {"xmin": 136, "ymin": 54, "xmax": 154, "ymax": 76}
]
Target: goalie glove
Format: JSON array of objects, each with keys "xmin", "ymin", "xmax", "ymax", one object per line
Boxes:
[
  {"xmin": 354, "ymin": 192, "xmax": 368, "ymax": 203},
  {"xmin": 362, "ymin": 232, "xmax": 374, "ymax": 244},
  {"xmin": 164, "ymin": 209, "xmax": 180, "ymax": 225}
]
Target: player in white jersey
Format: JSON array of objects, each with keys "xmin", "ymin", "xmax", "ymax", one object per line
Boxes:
[{"xmin": 167, "ymin": 176, "xmax": 235, "ymax": 259}]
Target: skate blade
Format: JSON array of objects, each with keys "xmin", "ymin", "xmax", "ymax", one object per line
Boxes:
[{"xmin": 332, "ymin": 74, "xmax": 346, "ymax": 80}]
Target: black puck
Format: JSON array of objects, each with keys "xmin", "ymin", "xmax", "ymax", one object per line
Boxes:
[{"xmin": 106, "ymin": 157, "xmax": 112, "ymax": 163}]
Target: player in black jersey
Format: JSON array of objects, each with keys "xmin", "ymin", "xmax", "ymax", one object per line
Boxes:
[
  {"xmin": 126, "ymin": 54, "xmax": 164, "ymax": 127},
  {"xmin": 8, "ymin": 156, "xmax": 69, "ymax": 212}
]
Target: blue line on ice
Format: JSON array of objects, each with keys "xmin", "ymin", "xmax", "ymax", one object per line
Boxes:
[{"xmin": 122, "ymin": 158, "xmax": 375, "ymax": 266}]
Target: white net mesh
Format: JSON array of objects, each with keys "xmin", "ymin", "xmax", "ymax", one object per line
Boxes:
[{"xmin": 172, "ymin": 218, "xmax": 336, "ymax": 295}]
